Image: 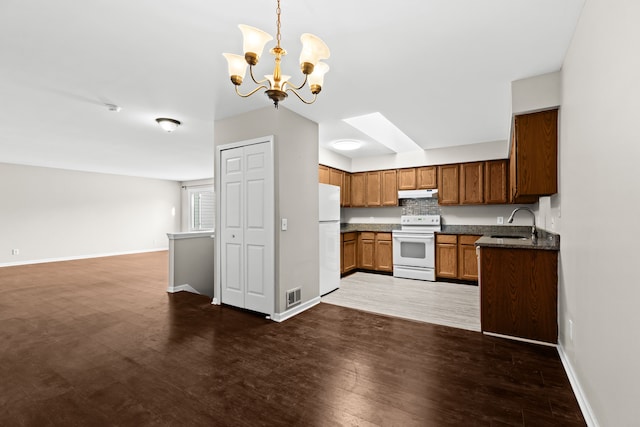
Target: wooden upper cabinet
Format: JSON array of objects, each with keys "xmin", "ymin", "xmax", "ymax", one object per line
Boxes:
[
  {"xmin": 329, "ymin": 168, "xmax": 343, "ymax": 187},
  {"xmin": 397, "ymin": 168, "xmax": 417, "ymax": 190},
  {"xmin": 350, "ymin": 172, "xmax": 366, "ymax": 207},
  {"xmin": 459, "ymin": 162, "xmax": 484, "ymax": 204},
  {"xmin": 381, "ymin": 170, "xmax": 398, "ymax": 206},
  {"xmin": 417, "ymin": 166, "xmax": 437, "ymax": 189},
  {"xmin": 342, "ymin": 173, "xmax": 351, "ymax": 207},
  {"xmin": 485, "ymin": 160, "xmax": 508, "ymax": 204},
  {"xmin": 366, "ymin": 171, "xmax": 382, "ymax": 206},
  {"xmin": 437, "ymin": 164, "xmax": 460, "ymax": 205},
  {"xmin": 510, "ymin": 108, "xmax": 558, "ymax": 203},
  {"xmin": 318, "ymin": 165, "xmax": 330, "ymax": 184}
]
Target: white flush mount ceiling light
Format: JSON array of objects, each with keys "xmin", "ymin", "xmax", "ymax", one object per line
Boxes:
[
  {"xmin": 222, "ymin": 0, "xmax": 330, "ymax": 108},
  {"xmin": 155, "ymin": 118, "xmax": 181, "ymax": 133},
  {"xmin": 331, "ymin": 139, "xmax": 363, "ymax": 151},
  {"xmin": 343, "ymin": 112, "xmax": 422, "ymax": 153},
  {"xmin": 105, "ymin": 103, "xmax": 121, "ymax": 112}
]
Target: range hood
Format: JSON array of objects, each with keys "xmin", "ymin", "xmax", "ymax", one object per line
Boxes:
[{"xmin": 397, "ymin": 189, "xmax": 438, "ymax": 199}]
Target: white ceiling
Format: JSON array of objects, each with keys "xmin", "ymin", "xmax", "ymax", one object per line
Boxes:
[{"xmin": 0, "ymin": 0, "xmax": 584, "ymax": 181}]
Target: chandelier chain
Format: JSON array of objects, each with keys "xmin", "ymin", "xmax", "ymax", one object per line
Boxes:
[{"xmin": 276, "ymin": 0, "xmax": 282, "ymax": 48}]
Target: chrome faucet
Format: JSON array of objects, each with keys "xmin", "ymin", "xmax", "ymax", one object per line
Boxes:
[{"xmin": 508, "ymin": 207, "xmax": 537, "ymax": 241}]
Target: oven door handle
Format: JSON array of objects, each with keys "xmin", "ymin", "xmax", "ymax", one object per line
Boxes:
[{"xmin": 393, "ymin": 235, "xmax": 434, "ymax": 242}]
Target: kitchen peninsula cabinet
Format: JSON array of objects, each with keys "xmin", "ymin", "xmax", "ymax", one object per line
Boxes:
[
  {"xmin": 459, "ymin": 162, "xmax": 484, "ymax": 205},
  {"xmin": 510, "ymin": 108, "xmax": 558, "ymax": 203},
  {"xmin": 480, "ymin": 246, "xmax": 558, "ymax": 343}
]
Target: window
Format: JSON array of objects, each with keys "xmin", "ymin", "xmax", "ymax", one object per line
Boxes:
[{"xmin": 189, "ymin": 188, "xmax": 214, "ymax": 231}]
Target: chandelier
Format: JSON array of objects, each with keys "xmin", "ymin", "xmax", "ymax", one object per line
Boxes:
[{"xmin": 223, "ymin": 0, "xmax": 330, "ymax": 108}]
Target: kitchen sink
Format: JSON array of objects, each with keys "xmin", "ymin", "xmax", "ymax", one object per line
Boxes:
[{"xmin": 490, "ymin": 234, "xmax": 529, "ymax": 240}]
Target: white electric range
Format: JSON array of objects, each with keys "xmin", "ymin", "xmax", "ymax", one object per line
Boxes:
[{"xmin": 392, "ymin": 215, "xmax": 441, "ymax": 281}]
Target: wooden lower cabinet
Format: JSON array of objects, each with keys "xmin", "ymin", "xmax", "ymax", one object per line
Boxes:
[
  {"xmin": 342, "ymin": 231, "xmax": 393, "ymax": 274},
  {"xmin": 480, "ymin": 246, "xmax": 558, "ymax": 343},
  {"xmin": 436, "ymin": 234, "xmax": 458, "ymax": 279},
  {"xmin": 458, "ymin": 235, "xmax": 480, "ymax": 280},
  {"xmin": 375, "ymin": 233, "xmax": 393, "ymax": 272},
  {"xmin": 436, "ymin": 234, "xmax": 480, "ymax": 282},
  {"xmin": 358, "ymin": 232, "xmax": 376, "ymax": 270},
  {"xmin": 341, "ymin": 232, "xmax": 357, "ymax": 274}
]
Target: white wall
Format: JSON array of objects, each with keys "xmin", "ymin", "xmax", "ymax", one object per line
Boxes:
[
  {"xmin": 0, "ymin": 163, "xmax": 181, "ymax": 265},
  {"xmin": 511, "ymin": 71, "xmax": 561, "ymax": 114},
  {"xmin": 319, "ymin": 147, "xmax": 351, "ymax": 171},
  {"xmin": 348, "ymin": 140, "xmax": 508, "ymax": 172},
  {"xmin": 558, "ymin": 0, "xmax": 640, "ymax": 425},
  {"xmin": 214, "ymin": 107, "xmax": 319, "ymax": 315}
]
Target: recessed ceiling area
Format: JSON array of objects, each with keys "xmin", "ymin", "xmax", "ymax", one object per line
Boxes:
[{"xmin": 0, "ymin": 0, "xmax": 585, "ymax": 180}]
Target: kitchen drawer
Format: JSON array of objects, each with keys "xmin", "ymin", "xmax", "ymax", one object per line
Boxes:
[
  {"xmin": 436, "ymin": 234, "xmax": 457, "ymax": 244},
  {"xmin": 375, "ymin": 233, "xmax": 392, "ymax": 241},
  {"xmin": 459, "ymin": 235, "xmax": 481, "ymax": 245},
  {"xmin": 343, "ymin": 232, "xmax": 357, "ymax": 241},
  {"xmin": 359, "ymin": 232, "xmax": 376, "ymax": 240}
]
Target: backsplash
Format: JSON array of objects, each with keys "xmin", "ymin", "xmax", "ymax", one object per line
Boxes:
[{"xmin": 401, "ymin": 198, "xmax": 441, "ymax": 216}]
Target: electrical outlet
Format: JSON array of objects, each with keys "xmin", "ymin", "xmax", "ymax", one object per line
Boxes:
[
  {"xmin": 497, "ymin": 217, "xmax": 504, "ymax": 224},
  {"xmin": 12, "ymin": 249, "xmax": 19, "ymax": 255},
  {"xmin": 569, "ymin": 319, "xmax": 574, "ymax": 341}
]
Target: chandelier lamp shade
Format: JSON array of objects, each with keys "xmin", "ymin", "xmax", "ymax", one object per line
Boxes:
[{"xmin": 222, "ymin": 0, "xmax": 330, "ymax": 108}]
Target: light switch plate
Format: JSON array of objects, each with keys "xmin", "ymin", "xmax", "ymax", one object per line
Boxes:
[{"xmin": 281, "ymin": 218, "xmax": 288, "ymax": 231}]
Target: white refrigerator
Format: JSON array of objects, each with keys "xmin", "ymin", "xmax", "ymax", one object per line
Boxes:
[{"xmin": 319, "ymin": 183, "xmax": 341, "ymax": 296}]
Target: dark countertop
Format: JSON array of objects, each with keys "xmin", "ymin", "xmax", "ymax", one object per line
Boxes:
[
  {"xmin": 475, "ymin": 233, "xmax": 559, "ymax": 251},
  {"xmin": 439, "ymin": 224, "xmax": 559, "ymax": 251},
  {"xmin": 340, "ymin": 222, "xmax": 560, "ymax": 250},
  {"xmin": 340, "ymin": 223, "xmax": 560, "ymax": 251},
  {"xmin": 340, "ymin": 223, "xmax": 401, "ymax": 233}
]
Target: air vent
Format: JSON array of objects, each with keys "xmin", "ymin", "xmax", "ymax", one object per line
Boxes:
[{"xmin": 286, "ymin": 288, "xmax": 301, "ymax": 309}]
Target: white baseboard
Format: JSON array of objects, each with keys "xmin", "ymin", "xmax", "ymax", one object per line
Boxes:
[
  {"xmin": 271, "ymin": 296, "xmax": 321, "ymax": 322},
  {"xmin": 557, "ymin": 343, "xmax": 599, "ymax": 427},
  {"xmin": 483, "ymin": 331, "xmax": 557, "ymax": 347},
  {"xmin": 0, "ymin": 248, "xmax": 168, "ymax": 268},
  {"xmin": 167, "ymin": 284, "xmax": 201, "ymax": 295}
]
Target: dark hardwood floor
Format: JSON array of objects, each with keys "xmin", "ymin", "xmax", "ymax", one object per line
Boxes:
[{"xmin": 0, "ymin": 251, "xmax": 585, "ymax": 426}]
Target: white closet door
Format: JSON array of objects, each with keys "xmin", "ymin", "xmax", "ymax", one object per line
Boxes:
[
  {"xmin": 219, "ymin": 141, "xmax": 274, "ymax": 315},
  {"xmin": 220, "ymin": 147, "xmax": 245, "ymax": 308}
]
